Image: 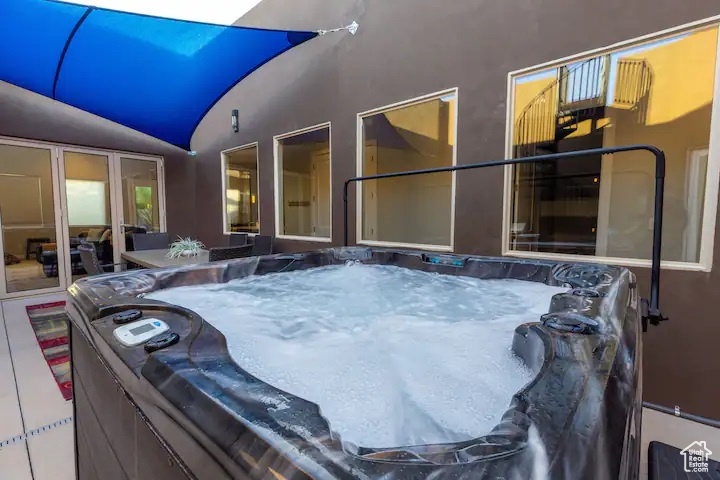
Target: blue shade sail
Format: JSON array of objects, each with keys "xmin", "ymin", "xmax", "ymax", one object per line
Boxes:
[{"xmin": 0, "ymin": 0, "xmax": 317, "ymax": 149}]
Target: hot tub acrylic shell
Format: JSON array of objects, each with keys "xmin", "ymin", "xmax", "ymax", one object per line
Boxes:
[{"xmin": 66, "ymin": 247, "xmax": 642, "ymax": 479}]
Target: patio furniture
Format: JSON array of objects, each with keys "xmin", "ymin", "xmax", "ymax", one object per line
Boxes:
[
  {"xmin": 251, "ymin": 235, "xmax": 273, "ymax": 256},
  {"xmin": 209, "ymin": 245, "xmax": 253, "ymax": 262},
  {"xmin": 648, "ymin": 441, "xmax": 720, "ymax": 479},
  {"xmin": 77, "ymin": 241, "xmax": 126, "ymax": 275},
  {"xmin": 26, "ymin": 237, "xmax": 50, "ymax": 260},
  {"xmin": 76, "ymin": 242, "xmax": 104, "ymax": 275},
  {"xmin": 121, "ymin": 248, "xmax": 209, "ymax": 269},
  {"xmin": 71, "ymin": 227, "xmax": 113, "ymax": 264},
  {"xmin": 228, "ymin": 233, "xmax": 248, "ymax": 246},
  {"xmin": 131, "ymin": 232, "xmax": 170, "ymax": 251},
  {"xmin": 36, "ymin": 243, "xmax": 84, "ymax": 277}
]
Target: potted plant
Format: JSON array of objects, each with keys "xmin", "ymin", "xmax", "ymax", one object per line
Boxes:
[{"xmin": 166, "ymin": 236, "xmax": 205, "ymax": 258}]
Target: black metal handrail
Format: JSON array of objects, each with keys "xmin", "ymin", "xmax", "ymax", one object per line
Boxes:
[{"xmin": 343, "ymin": 144, "xmax": 667, "ymax": 327}]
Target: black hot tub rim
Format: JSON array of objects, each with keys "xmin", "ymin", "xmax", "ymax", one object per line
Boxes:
[{"xmin": 68, "ymin": 247, "xmax": 637, "ymax": 477}]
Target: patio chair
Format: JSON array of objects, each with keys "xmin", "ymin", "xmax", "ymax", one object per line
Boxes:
[
  {"xmin": 251, "ymin": 235, "xmax": 273, "ymax": 256},
  {"xmin": 77, "ymin": 241, "xmax": 127, "ymax": 275},
  {"xmin": 209, "ymin": 244, "xmax": 254, "ymax": 262},
  {"xmin": 228, "ymin": 233, "xmax": 248, "ymax": 246},
  {"xmin": 131, "ymin": 232, "xmax": 170, "ymax": 251}
]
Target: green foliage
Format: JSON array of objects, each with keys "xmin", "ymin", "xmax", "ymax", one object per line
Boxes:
[{"xmin": 166, "ymin": 236, "xmax": 205, "ymax": 258}]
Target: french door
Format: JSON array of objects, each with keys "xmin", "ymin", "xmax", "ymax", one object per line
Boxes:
[
  {"xmin": 0, "ymin": 137, "xmax": 165, "ymax": 299},
  {"xmin": 58, "ymin": 150, "xmax": 165, "ymax": 286},
  {"xmin": 114, "ymin": 154, "xmax": 166, "ymax": 256},
  {"xmin": 0, "ymin": 139, "xmax": 66, "ymax": 298}
]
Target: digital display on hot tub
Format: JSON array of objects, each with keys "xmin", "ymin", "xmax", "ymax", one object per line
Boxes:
[{"xmin": 129, "ymin": 323, "xmax": 155, "ymax": 336}]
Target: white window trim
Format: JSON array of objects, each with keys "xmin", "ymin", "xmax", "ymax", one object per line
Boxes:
[
  {"xmin": 502, "ymin": 17, "xmax": 720, "ymax": 273},
  {"xmin": 355, "ymin": 88, "xmax": 459, "ymax": 252},
  {"xmin": 220, "ymin": 142, "xmax": 260, "ymax": 236},
  {"xmin": 273, "ymin": 122, "xmax": 333, "ymax": 242}
]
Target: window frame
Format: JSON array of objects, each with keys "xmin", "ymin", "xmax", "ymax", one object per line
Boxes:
[
  {"xmin": 355, "ymin": 88, "xmax": 459, "ymax": 252},
  {"xmin": 220, "ymin": 142, "xmax": 260, "ymax": 236},
  {"xmin": 503, "ymin": 17, "xmax": 720, "ymax": 272},
  {"xmin": 273, "ymin": 122, "xmax": 333, "ymax": 242}
]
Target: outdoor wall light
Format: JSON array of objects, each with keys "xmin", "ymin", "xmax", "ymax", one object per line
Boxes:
[{"xmin": 231, "ymin": 109, "xmax": 239, "ymax": 132}]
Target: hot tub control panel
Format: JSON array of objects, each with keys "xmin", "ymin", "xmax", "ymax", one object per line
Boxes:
[
  {"xmin": 113, "ymin": 318, "xmax": 169, "ymax": 347},
  {"xmin": 422, "ymin": 254, "xmax": 466, "ymax": 267}
]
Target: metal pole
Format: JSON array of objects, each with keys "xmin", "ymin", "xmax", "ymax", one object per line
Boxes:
[
  {"xmin": 343, "ymin": 144, "xmax": 666, "ymax": 323},
  {"xmin": 343, "ymin": 181, "xmax": 349, "ymax": 247},
  {"xmin": 649, "ymin": 150, "xmax": 666, "ymax": 319}
]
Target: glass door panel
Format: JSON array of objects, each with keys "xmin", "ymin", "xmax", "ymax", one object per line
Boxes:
[
  {"xmin": 62, "ymin": 150, "xmax": 115, "ymax": 282},
  {"xmin": 118, "ymin": 156, "xmax": 162, "ymax": 252},
  {"xmin": 0, "ymin": 143, "xmax": 62, "ymax": 294}
]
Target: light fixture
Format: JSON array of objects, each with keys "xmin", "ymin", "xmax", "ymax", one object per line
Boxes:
[{"xmin": 231, "ymin": 109, "xmax": 239, "ymax": 132}]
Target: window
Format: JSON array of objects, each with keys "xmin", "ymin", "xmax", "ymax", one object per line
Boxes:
[
  {"xmin": 120, "ymin": 156, "xmax": 162, "ymax": 234},
  {"xmin": 358, "ymin": 90, "xmax": 457, "ymax": 249},
  {"xmin": 508, "ymin": 25, "xmax": 719, "ymax": 268},
  {"xmin": 222, "ymin": 144, "xmax": 259, "ymax": 234},
  {"xmin": 274, "ymin": 124, "xmax": 331, "ymax": 240},
  {"xmin": 135, "ymin": 186, "xmax": 154, "ymax": 229},
  {"xmin": 66, "ymin": 179, "xmax": 107, "ymax": 225}
]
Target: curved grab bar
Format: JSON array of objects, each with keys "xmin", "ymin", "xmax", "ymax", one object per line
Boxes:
[{"xmin": 342, "ymin": 144, "xmax": 667, "ymax": 329}]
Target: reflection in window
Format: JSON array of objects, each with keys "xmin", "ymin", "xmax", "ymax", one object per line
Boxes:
[
  {"xmin": 276, "ymin": 126, "xmax": 331, "ymax": 238},
  {"xmin": 360, "ymin": 93, "xmax": 456, "ymax": 247},
  {"xmin": 121, "ymin": 158, "xmax": 160, "ymax": 234},
  {"xmin": 224, "ymin": 145, "xmax": 259, "ymax": 234},
  {"xmin": 511, "ymin": 26, "xmax": 717, "ymax": 263},
  {"xmin": 64, "ymin": 151, "xmax": 113, "ymax": 282},
  {"xmin": 135, "ymin": 186, "xmax": 154, "ymax": 229}
]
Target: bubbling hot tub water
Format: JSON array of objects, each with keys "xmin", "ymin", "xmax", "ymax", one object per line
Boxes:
[{"xmin": 148, "ymin": 263, "xmax": 566, "ymax": 448}]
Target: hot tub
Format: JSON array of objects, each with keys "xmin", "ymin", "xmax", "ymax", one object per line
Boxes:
[{"xmin": 66, "ymin": 247, "xmax": 642, "ymax": 479}]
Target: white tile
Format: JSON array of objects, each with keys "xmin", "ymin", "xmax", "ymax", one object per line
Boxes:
[
  {"xmin": 26, "ymin": 420, "xmax": 75, "ymax": 480},
  {"xmin": 0, "ymin": 439, "xmax": 33, "ymax": 480},
  {"xmin": 640, "ymin": 407, "xmax": 720, "ymax": 479},
  {"xmin": 2, "ymin": 294, "xmax": 72, "ymax": 431},
  {"xmin": 0, "ymin": 303, "xmax": 24, "ymax": 440}
]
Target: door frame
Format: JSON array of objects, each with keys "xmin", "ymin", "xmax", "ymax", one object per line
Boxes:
[
  {"xmin": 684, "ymin": 147, "xmax": 710, "ymax": 261},
  {"xmin": 0, "ymin": 138, "xmax": 67, "ymax": 299},
  {"xmin": 58, "ymin": 146, "xmax": 120, "ymax": 286},
  {"xmin": 310, "ymin": 148, "xmax": 331, "ymax": 238},
  {"xmin": 111, "ymin": 152, "xmax": 166, "ymax": 259}
]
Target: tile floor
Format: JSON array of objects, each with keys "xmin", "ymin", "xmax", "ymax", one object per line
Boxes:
[
  {"xmin": 0, "ymin": 293, "xmax": 73, "ymax": 480},
  {"xmin": 4, "ymin": 261, "xmax": 59, "ymax": 294},
  {"xmin": 0, "ymin": 292, "xmax": 718, "ymax": 480}
]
